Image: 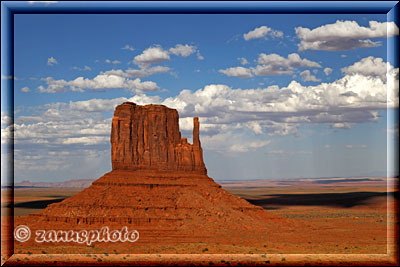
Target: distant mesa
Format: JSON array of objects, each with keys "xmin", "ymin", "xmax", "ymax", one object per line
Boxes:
[{"xmin": 14, "ymin": 179, "xmax": 95, "ymax": 188}]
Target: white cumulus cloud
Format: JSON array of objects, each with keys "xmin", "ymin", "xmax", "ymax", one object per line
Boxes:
[
  {"xmin": 324, "ymin": 67, "xmax": 333, "ymax": 76},
  {"xmin": 238, "ymin": 57, "xmax": 249, "ymax": 65},
  {"xmin": 169, "ymin": 44, "xmax": 197, "ymax": 57},
  {"xmin": 134, "ymin": 46, "xmax": 170, "ymax": 65},
  {"xmin": 102, "ymin": 65, "xmax": 170, "ymax": 78},
  {"xmin": 296, "ymin": 20, "xmax": 399, "ymax": 51},
  {"xmin": 257, "ymin": 53, "xmax": 321, "ymax": 68},
  {"xmin": 105, "ymin": 59, "xmax": 121, "ymax": 64},
  {"xmin": 220, "ymin": 53, "xmax": 321, "ymax": 78},
  {"xmin": 47, "ymin": 57, "xmax": 58, "ymax": 66},
  {"xmin": 300, "ymin": 70, "xmax": 321, "ymax": 82},
  {"xmin": 133, "ymin": 44, "xmax": 202, "ymax": 66},
  {"xmin": 38, "ymin": 74, "xmax": 159, "ymax": 94},
  {"xmin": 243, "ymin": 26, "xmax": 283, "ymax": 41},
  {"xmin": 72, "ymin": 65, "xmax": 92, "ymax": 71},
  {"xmin": 121, "ymin": 44, "xmax": 135, "ymax": 51},
  {"xmin": 219, "ymin": 67, "xmax": 253, "ymax": 78},
  {"xmin": 341, "ymin": 56, "xmax": 392, "ymax": 81},
  {"xmin": 163, "ymin": 57, "xmax": 398, "ymax": 134},
  {"xmin": 21, "ymin": 86, "xmax": 30, "ymax": 93}
]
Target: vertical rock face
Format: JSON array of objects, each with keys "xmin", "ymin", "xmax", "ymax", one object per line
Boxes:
[{"xmin": 111, "ymin": 102, "xmax": 207, "ymax": 174}]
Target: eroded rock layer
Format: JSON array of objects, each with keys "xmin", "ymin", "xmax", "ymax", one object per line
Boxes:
[{"xmin": 33, "ymin": 170, "xmax": 271, "ymax": 232}]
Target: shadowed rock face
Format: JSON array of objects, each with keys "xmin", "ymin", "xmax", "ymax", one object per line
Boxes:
[{"xmin": 111, "ymin": 102, "xmax": 206, "ymax": 174}]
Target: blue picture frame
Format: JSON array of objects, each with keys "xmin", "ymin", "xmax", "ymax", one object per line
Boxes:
[{"xmin": 1, "ymin": 1, "xmax": 398, "ymax": 266}]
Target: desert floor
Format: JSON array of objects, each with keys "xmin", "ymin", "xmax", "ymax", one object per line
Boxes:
[{"xmin": 3, "ymin": 177, "xmax": 398, "ymax": 257}]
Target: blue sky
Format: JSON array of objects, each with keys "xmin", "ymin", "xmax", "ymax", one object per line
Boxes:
[{"xmin": 2, "ymin": 5, "xmax": 399, "ymax": 182}]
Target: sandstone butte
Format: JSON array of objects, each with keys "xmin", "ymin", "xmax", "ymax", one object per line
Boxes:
[{"xmin": 16, "ymin": 102, "xmax": 293, "ymax": 251}]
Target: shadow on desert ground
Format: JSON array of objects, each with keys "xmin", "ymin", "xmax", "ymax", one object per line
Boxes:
[
  {"xmin": 10, "ymin": 191, "xmax": 398, "ymax": 211},
  {"xmin": 10, "ymin": 198, "xmax": 66, "ymax": 209},
  {"xmin": 245, "ymin": 191, "xmax": 398, "ymax": 209}
]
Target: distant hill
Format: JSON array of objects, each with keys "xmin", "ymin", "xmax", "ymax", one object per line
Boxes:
[{"xmin": 14, "ymin": 179, "xmax": 95, "ymax": 188}]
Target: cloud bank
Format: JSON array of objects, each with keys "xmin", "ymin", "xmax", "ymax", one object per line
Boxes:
[{"xmin": 296, "ymin": 20, "xmax": 399, "ymax": 51}]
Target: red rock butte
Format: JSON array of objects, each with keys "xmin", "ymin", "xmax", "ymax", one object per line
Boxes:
[
  {"xmin": 18, "ymin": 102, "xmax": 283, "ymax": 246},
  {"xmin": 111, "ymin": 102, "xmax": 206, "ymax": 174}
]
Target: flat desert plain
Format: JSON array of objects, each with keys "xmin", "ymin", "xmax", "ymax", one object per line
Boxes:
[
  {"xmin": 221, "ymin": 177, "xmax": 398, "ymax": 254},
  {"xmin": 3, "ymin": 176, "xmax": 398, "ymax": 256}
]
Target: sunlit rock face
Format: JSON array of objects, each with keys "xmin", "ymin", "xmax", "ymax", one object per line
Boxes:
[{"xmin": 111, "ymin": 102, "xmax": 207, "ymax": 174}]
